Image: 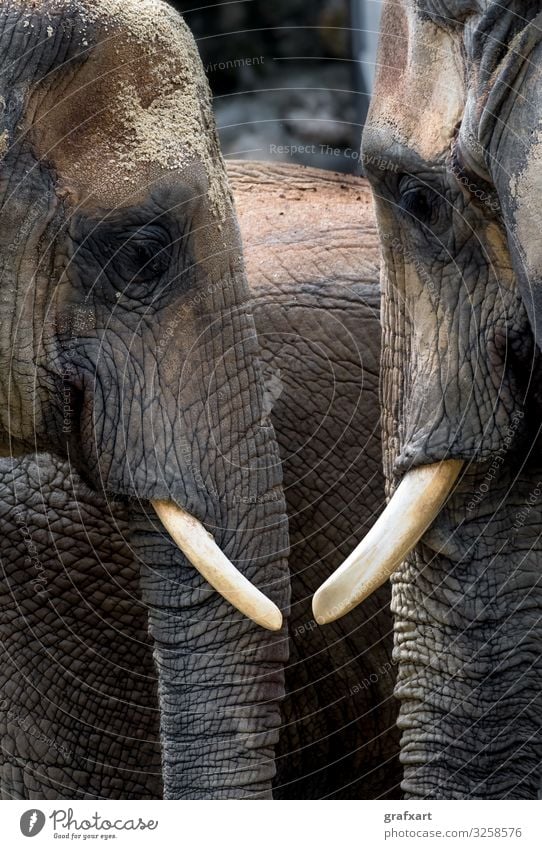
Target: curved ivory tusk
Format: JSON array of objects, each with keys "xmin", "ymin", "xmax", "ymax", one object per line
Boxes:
[
  {"xmin": 151, "ymin": 500, "xmax": 283, "ymax": 632},
  {"xmin": 312, "ymin": 459, "xmax": 463, "ymax": 625}
]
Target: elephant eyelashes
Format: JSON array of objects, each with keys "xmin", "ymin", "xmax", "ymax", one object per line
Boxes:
[
  {"xmin": 120, "ymin": 235, "xmax": 172, "ymax": 288},
  {"xmin": 74, "ymin": 218, "xmax": 176, "ymax": 302},
  {"xmin": 397, "ymin": 176, "xmax": 444, "ymax": 230}
]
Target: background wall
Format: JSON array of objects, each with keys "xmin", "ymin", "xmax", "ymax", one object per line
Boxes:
[{"xmin": 172, "ymin": 0, "xmax": 383, "ymax": 174}]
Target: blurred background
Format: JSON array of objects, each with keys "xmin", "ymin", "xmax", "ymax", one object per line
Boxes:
[{"xmin": 171, "ymin": 0, "xmax": 383, "ymax": 174}]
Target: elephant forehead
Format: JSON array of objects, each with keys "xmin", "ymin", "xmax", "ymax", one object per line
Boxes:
[
  {"xmin": 23, "ymin": 0, "xmax": 228, "ymax": 216},
  {"xmin": 367, "ymin": 0, "xmax": 466, "ymax": 161}
]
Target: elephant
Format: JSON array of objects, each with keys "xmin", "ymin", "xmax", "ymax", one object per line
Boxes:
[
  {"xmin": 313, "ymin": 0, "xmax": 542, "ymax": 799},
  {"xmin": 0, "ymin": 0, "xmax": 291, "ymax": 800},
  {"xmin": 1, "ymin": 137, "xmax": 401, "ymax": 795}
]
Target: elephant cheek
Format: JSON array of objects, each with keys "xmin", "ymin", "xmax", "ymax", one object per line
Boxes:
[{"xmin": 378, "ymin": 249, "xmax": 523, "ymax": 475}]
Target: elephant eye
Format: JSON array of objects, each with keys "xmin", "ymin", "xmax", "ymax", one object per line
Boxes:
[
  {"xmin": 114, "ymin": 227, "xmax": 172, "ymax": 290},
  {"xmin": 123, "ymin": 239, "xmax": 170, "ymax": 282},
  {"xmin": 104, "ymin": 226, "xmax": 172, "ymax": 297},
  {"xmin": 72, "ymin": 210, "xmax": 178, "ymax": 304},
  {"xmin": 398, "ymin": 176, "xmax": 442, "ymax": 229}
]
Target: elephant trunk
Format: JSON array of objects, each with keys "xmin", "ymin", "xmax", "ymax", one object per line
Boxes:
[
  {"xmin": 133, "ymin": 484, "xmax": 289, "ymax": 799},
  {"xmin": 83, "ymin": 271, "xmax": 293, "ymax": 797},
  {"xmin": 391, "ymin": 460, "xmax": 542, "ymax": 798}
]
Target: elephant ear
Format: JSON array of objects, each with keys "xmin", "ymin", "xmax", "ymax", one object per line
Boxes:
[{"xmin": 460, "ymin": 4, "xmax": 542, "ymax": 349}]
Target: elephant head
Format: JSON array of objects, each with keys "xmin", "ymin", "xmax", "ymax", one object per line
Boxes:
[
  {"xmin": 314, "ymin": 1, "xmax": 542, "ymax": 797},
  {"xmin": 0, "ymin": 0, "xmax": 289, "ymax": 797}
]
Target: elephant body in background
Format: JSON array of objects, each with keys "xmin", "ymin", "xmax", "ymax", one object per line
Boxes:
[
  {"xmin": 234, "ymin": 163, "xmax": 400, "ymax": 799},
  {"xmin": 0, "ymin": 162, "xmax": 400, "ymax": 799}
]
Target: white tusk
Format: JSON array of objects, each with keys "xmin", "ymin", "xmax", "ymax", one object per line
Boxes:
[
  {"xmin": 312, "ymin": 460, "xmax": 463, "ymax": 625},
  {"xmin": 151, "ymin": 500, "xmax": 283, "ymax": 632}
]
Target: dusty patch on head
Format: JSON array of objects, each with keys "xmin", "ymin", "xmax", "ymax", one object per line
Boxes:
[
  {"xmin": 509, "ymin": 127, "xmax": 542, "ymax": 278},
  {"xmin": 369, "ymin": 0, "xmax": 465, "ymax": 159},
  {"xmin": 27, "ymin": 0, "xmax": 230, "ymax": 218}
]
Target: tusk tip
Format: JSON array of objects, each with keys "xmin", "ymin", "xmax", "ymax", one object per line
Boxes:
[
  {"xmin": 263, "ymin": 607, "xmax": 283, "ymax": 632},
  {"xmin": 312, "ymin": 589, "xmax": 338, "ymax": 626},
  {"xmin": 312, "ymin": 572, "xmax": 376, "ymax": 625}
]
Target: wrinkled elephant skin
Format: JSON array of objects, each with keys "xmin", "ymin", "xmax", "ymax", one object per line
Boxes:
[{"xmin": 0, "ymin": 1, "xmax": 289, "ymax": 799}]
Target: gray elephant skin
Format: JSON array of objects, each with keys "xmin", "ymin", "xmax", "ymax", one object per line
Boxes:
[
  {"xmin": 315, "ymin": 0, "xmax": 542, "ymax": 799},
  {"xmin": 0, "ymin": 0, "xmax": 291, "ymax": 800},
  {"xmin": 0, "ymin": 135, "xmax": 400, "ymax": 798}
]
